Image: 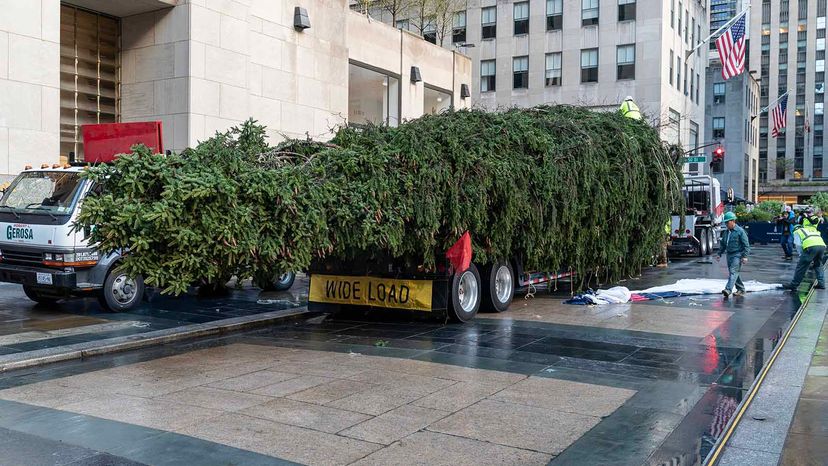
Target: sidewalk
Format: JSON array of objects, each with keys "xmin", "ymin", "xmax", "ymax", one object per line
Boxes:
[{"xmin": 779, "ymin": 305, "xmax": 828, "ymax": 464}]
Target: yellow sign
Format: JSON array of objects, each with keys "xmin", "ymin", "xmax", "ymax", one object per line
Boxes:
[{"xmin": 309, "ymin": 274, "xmax": 433, "ymax": 311}]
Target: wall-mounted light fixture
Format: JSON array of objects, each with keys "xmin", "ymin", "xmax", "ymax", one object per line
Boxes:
[
  {"xmin": 410, "ymin": 66, "xmax": 422, "ymax": 83},
  {"xmin": 294, "ymin": 7, "xmax": 310, "ymax": 30},
  {"xmin": 460, "ymin": 84, "xmax": 470, "ymax": 99}
]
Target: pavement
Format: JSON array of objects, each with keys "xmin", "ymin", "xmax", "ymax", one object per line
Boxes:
[{"xmin": 0, "ymin": 244, "xmax": 821, "ymax": 465}]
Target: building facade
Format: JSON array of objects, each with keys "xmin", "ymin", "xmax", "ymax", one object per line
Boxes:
[
  {"xmin": 0, "ymin": 0, "xmax": 471, "ymax": 178},
  {"xmin": 705, "ymin": 64, "xmax": 760, "ymax": 201},
  {"xmin": 361, "ymin": 0, "xmax": 708, "ymax": 152},
  {"xmin": 750, "ymin": 0, "xmax": 828, "ymax": 202}
]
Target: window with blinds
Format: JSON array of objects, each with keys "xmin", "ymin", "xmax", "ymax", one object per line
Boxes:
[{"xmin": 60, "ymin": 5, "xmax": 120, "ymax": 162}]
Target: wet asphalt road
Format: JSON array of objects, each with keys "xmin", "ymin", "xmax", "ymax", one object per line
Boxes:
[{"xmin": 0, "ymin": 244, "xmax": 818, "ymax": 465}]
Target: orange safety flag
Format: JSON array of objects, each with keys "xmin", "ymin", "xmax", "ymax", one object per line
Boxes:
[{"xmin": 445, "ymin": 231, "xmax": 472, "ymax": 273}]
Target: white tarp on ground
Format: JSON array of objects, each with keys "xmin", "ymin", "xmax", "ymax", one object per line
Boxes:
[
  {"xmin": 633, "ymin": 279, "xmax": 782, "ymax": 295},
  {"xmin": 596, "ymin": 286, "xmax": 632, "ymax": 303}
]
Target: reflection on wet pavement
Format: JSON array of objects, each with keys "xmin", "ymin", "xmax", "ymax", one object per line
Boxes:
[{"xmin": 0, "ymin": 246, "xmax": 814, "ymax": 465}]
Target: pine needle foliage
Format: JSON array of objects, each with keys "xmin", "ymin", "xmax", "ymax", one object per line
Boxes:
[{"xmin": 77, "ymin": 105, "xmax": 684, "ymax": 294}]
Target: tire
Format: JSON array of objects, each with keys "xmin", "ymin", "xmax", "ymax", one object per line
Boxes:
[
  {"xmin": 480, "ymin": 260, "xmax": 515, "ymax": 313},
  {"xmin": 99, "ymin": 266, "xmax": 144, "ymax": 312},
  {"xmin": 254, "ymin": 271, "xmax": 296, "ymax": 291},
  {"xmin": 22, "ymin": 285, "xmax": 59, "ymax": 305},
  {"xmin": 706, "ymin": 228, "xmax": 714, "ymax": 255},
  {"xmin": 697, "ymin": 229, "xmax": 707, "ymax": 257},
  {"xmin": 448, "ymin": 263, "xmax": 481, "ymax": 322}
]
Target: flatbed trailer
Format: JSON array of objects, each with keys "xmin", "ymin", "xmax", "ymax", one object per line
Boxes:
[{"xmin": 307, "ymin": 239, "xmax": 574, "ymax": 322}]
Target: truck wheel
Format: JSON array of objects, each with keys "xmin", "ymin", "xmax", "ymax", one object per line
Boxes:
[
  {"xmin": 448, "ymin": 263, "xmax": 481, "ymax": 322},
  {"xmin": 254, "ymin": 271, "xmax": 296, "ymax": 291},
  {"xmin": 480, "ymin": 260, "xmax": 514, "ymax": 312},
  {"xmin": 22, "ymin": 286, "xmax": 59, "ymax": 305},
  {"xmin": 99, "ymin": 267, "xmax": 144, "ymax": 312},
  {"xmin": 698, "ymin": 230, "xmax": 707, "ymax": 257},
  {"xmin": 707, "ymin": 228, "xmax": 716, "ymax": 256}
]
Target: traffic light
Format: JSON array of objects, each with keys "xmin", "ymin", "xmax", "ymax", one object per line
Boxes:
[{"xmin": 711, "ymin": 146, "xmax": 724, "ymax": 171}]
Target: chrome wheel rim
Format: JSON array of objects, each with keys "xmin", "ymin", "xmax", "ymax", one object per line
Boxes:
[
  {"xmin": 277, "ymin": 272, "xmax": 294, "ymax": 285},
  {"xmin": 494, "ymin": 265, "xmax": 512, "ymax": 304},
  {"xmin": 458, "ymin": 270, "xmax": 479, "ymax": 313},
  {"xmin": 111, "ymin": 274, "xmax": 137, "ymax": 305}
]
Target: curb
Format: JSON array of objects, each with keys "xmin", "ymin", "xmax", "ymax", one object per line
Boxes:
[{"xmin": 0, "ymin": 307, "xmax": 311, "ymax": 373}]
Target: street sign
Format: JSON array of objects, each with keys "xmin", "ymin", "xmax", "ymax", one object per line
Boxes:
[{"xmin": 683, "ymin": 156, "xmax": 706, "ymax": 163}]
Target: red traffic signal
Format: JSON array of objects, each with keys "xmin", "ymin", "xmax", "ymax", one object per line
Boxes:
[{"xmin": 714, "ymin": 147, "xmax": 724, "ymax": 158}]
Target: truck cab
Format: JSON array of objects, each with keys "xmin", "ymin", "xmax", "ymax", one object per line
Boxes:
[
  {"xmin": 0, "ymin": 122, "xmax": 162, "ymax": 311},
  {"xmin": 669, "ymin": 175, "xmax": 724, "ymax": 257}
]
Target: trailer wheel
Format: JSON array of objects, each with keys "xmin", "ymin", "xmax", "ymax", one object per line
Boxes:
[
  {"xmin": 449, "ymin": 263, "xmax": 481, "ymax": 322},
  {"xmin": 99, "ymin": 266, "xmax": 144, "ymax": 312},
  {"xmin": 480, "ymin": 260, "xmax": 514, "ymax": 313},
  {"xmin": 22, "ymin": 286, "xmax": 59, "ymax": 305},
  {"xmin": 254, "ymin": 271, "xmax": 296, "ymax": 291}
]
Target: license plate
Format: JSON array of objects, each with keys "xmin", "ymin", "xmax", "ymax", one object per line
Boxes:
[
  {"xmin": 309, "ymin": 274, "xmax": 433, "ymax": 311},
  {"xmin": 36, "ymin": 272, "xmax": 53, "ymax": 285}
]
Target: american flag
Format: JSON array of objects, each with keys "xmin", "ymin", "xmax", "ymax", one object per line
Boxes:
[
  {"xmin": 715, "ymin": 12, "xmax": 747, "ymax": 80},
  {"xmin": 772, "ymin": 94, "xmax": 789, "ymax": 138}
]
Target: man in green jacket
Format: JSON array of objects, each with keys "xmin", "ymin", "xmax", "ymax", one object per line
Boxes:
[{"xmin": 716, "ymin": 212, "xmax": 751, "ymax": 298}]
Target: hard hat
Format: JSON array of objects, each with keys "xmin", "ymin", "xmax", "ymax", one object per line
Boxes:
[
  {"xmin": 723, "ymin": 212, "xmax": 738, "ymax": 222},
  {"xmin": 625, "ymin": 96, "xmax": 633, "ymax": 101}
]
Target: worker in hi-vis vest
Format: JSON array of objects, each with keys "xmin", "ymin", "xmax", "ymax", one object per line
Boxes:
[
  {"xmin": 619, "ymin": 96, "xmax": 641, "ymax": 120},
  {"xmin": 784, "ymin": 210, "xmax": 826, "ymax": 290}
]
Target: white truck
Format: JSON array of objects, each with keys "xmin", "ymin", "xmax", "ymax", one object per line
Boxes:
[
  {"xmin": 0, "ymin": 165, "xmax": 144, "ymax": 311},
  {"xmin": 668, "ymin": 175, "xmax": 724, "ymax": 257}
]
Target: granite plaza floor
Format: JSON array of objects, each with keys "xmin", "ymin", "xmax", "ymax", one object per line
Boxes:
[{"xmin": 0, "ymin": 244, "xmax": 818, "ymax": 465}]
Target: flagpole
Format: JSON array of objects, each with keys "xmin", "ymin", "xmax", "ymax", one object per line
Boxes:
[
  {"xmin": 685, "ymin": 6, "xmax": 751, "ymax": 62},
  {"xmin": 761, "ymin": 91, "xmax": 790, "ymax": 114}
]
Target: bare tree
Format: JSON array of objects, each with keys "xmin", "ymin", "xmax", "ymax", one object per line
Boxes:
[{"xmin": 431, "ymin": 0, "xmax": 467, "ymax": 45}]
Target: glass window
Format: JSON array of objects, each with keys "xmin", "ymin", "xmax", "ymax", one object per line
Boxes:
[
  {"xmin": 513, "ymin": 56, "xmax": 529, "ymax": 89},
  {"xmin": 618, "ymin": 0, "xmax": 635, "ymax": 21},
  {"xmin": 481, "ymin": 60, "xmax": 496, "ymax": 92},
  {"xmin": 581, "ymin": 48, "xmax": 598, "ymax": 82},
  {"xmin": 714, "ymin": 82, "xmax": 726, "ymax": 103},
  {"xmin": 671, "ymin": 0, "xmax": 675, "ymax": 28},
  {"xmin": 514, "ymin": 2, "xmax": 529, "ymax": 35},
  {"xmin": 547, "ymin": 0, "xmax": 563, "ymax": 31},
  {"xmin": 696, "ymin": 72, "xmax": 700, "ymax": 103},
  {"xmin": 423, "ymin": 23, "xmax": 436, "ymax": 43},
  {"xmin": 0, "ymin": 171, "xmax": 84, "ymax": 215},
  {"xmin": 616, "ymin": 44, "xmax": 635, "ymax": 79},
  {"xmin": 669, "ymin": 49, "xmax": 674, "ymax": 85},
  {"xmin": 545, "ymin": 52, "xmax": 562, "ymax": 86},
  {"xmin": 582, "ymin": 0, "xmax": 599, "ymax": 26},
  {"xmin": 676, "ymin": 55, "xmax": 681, "ymax": 89},
  {"xmin": 713, "ymin": 117, "xmax": 726, "ymax": 139},
  {"xmin": 818, "ymin": 102, "xmax": 825, "ymax": 115},
  {"xmin": 348, "ymin": 64, "xmax": 400, "ymax": 127},
  {"xmin": 678, "ymin": 1, "xmax": 682, "ymax": 32},
  {"xmin": 452, "ymin": 11, "xmax": 466, "ymax": 43},
  {"xmin": 481, "ymin": 7, "xmax": 496, "ymax": 39}
]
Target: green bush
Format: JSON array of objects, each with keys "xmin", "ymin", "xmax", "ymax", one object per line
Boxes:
[{"xmin": 77, "ymin": 106, "xmax": 684, "ymax": 294}]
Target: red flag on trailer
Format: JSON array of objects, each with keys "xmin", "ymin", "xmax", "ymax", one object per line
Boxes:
[{"xmin": 446, "ymin": 232, "xmax": 472, "ymax": 273}]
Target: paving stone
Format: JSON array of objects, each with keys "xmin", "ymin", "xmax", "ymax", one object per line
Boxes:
[
  {"xmin": 240, "ymin": 397, "xmax": 370, "ymax": 433},
  {"xmin": 780, "ymin": 432, "xmax": 828, "ymax": 466},
  {"xmin": 412, "ymin": 380, "xmax": 510, "ymax": 412},
  {"xmin": 801, "ymin": 375, "xmax": 828, "ymax": 400},
  {"xmin": 351, "ymin": 431, "xmax": 550, "ymax": 466},
  {"xmin": 788, "ymin": 398, "xmax": 828, "ymax": 436},
  {"xmin": 59, "ymin": 394, "xmax": 222, "ymax": 432},
  {"xmin": 489, "ymin": 376, "xmax": 635, "ymax": 417},
  {"xmin": 339, "ymin": 404, "xmax": 449, "ymax": 445},
  {"xmin": 154, "ymin": 386, "xmax": 272, "ymax": 412},
  {"xmin": 326, "ymin": 386, "xmax": 426, "ymax": 416},
  {"xmin": 718, "ymin": 446, "xmax": 780, "ymax": 466},
  {"xmin": 287, "ymin": 378, "xmax": 376, "ymax": 404},
  {"xmin": 269, "ymin": 360, "xmax": 368, "ymax": 378},
  {"xmin": 347, "ymin": 369, "xmax": 456, "ymax": 395},
  {"xmin": 180, "ymin": 412, "xmax": 381, "ymax": 466},
  {"xmin": 251, "ymin": 375, "xmax": 333, "ymax": 397},
  {"xmin": 0, "ymin": 378, "xmax": 102, "ymax": 409},
  {"xmin": 206, "ymin": 370, "xmax": 300, "ymax": 392},
  {"xmin": 428, "ymin": 399, "xmax": 600, "ymax": 455}
]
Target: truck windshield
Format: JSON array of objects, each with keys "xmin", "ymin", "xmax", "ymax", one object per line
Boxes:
[{"xmin": 0, "ymin": 171, "xmax": 84, "ymax": 215}]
